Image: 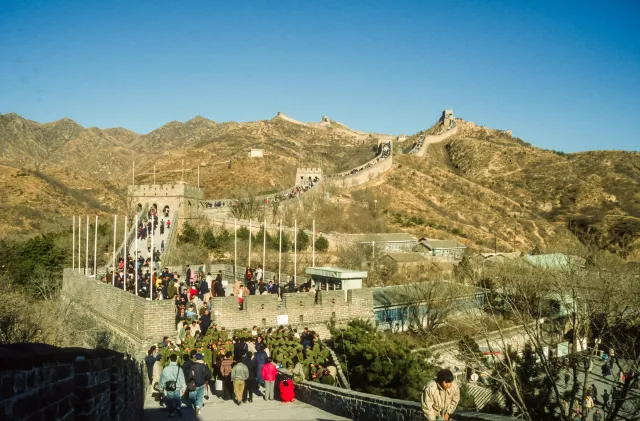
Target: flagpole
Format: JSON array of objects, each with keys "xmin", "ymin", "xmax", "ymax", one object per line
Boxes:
[
  {"xmin": 85, "ymin": 215, "xmax": 89, "ymax": 275},
  {"xmin": 150, "ymin": 219, "xmax": 154, "ymax": 298},
  {"xmin": 263, "ymin": 219, "xmax": 266, "ymax": 274},
  {"xmin": 112, "ymin": 215, "xmax": 117, "ymax": 286},
  {"xmin": 278, "ymin": 219, "xmax": 282, "ymax": 284},
  {"xmin": 248, "ymin": 219, "xmax": 252, "ymax": 268},
  {"xmin": 294, "ymin": 220, "xmax": 297, "ymax": 287},
  {"xmin": 78, "ymin": 216, "xmax": 81, "ymax": 274},
  {"xmin": 72, "ymin": 216, "xmax": 75, "ymax": 272},
  {"xmin": 135, "ymin": 214, "xmax": 138, "ymax": 295},
  {"xmin": 123, "ymin": 215, "xmax": 127, "ymax": 290},
  {"xmin": 234, "ymin": 219, "xmax": 237, "ymax": 280},
  {"xmin": 312, "ymin": 219, "xmax": 316, "ymax": 267},
  {"xmin": 93, "ymin": 215, "xmax": 98, "ymax": 277}
]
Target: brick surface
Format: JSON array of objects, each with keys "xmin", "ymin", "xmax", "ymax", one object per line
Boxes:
[{"xmin": 0, "ymin": 344, "xmax": 146, "ymax": 421}]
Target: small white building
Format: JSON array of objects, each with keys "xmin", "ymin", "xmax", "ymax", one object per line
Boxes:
[
  {"xmin": 248, "ymin": 149, "xmax": 264, "ymax": 158},
  {"xmin": 305, "ymin": 267, "xmax": 367, "ymax": 291}
]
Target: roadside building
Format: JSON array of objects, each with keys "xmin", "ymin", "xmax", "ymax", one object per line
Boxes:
[
  {"xmin": 417, "ymin": 238, "xmax": 467, "ymax": 260},
  {"xmin": 373, "ymin": 280, "xmax": 486, "ymax": 332},
  {"xmin": 345, "ymin": 233, "xmax": 418, "ymax": 252},
  {"xmin": 305, "ymin": 267, "xmax": 367, "ymax": 291}
]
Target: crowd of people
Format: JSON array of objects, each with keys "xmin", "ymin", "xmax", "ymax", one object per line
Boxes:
[
  {"xmin": 408, "ymin": 135, "xmax": 425, "ymax": 154},
  {"xmin": 325, "ymin": 141, "xmax": 391, "ymax": 177},
  {"xmin": 145, "ymin": 322, "xmax": 340, "ymax": 417}
]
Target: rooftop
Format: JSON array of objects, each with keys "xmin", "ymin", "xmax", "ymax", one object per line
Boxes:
[
  {"xmin": 373, "ymin": 280, "xmax": 480, "ymax": 307},
  {"xmin": 305, "ymin": 267, "xmax": 368, "ymax": 279},
  {"xmin": 346, "ymin": 233, "xmax": 417, "ymax": 243},
  {"xmin": 419, "ymin": 238, "xmax": 467, "ymax": 249},
  {"xmin": 382, "ymin": 252, "xmax": 429, "ymax": 263}
]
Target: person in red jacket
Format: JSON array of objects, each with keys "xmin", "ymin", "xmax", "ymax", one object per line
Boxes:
[
  {"xmin": 261, "ymin": 358, "xmax": 278, "ymax": 401},
  {"xmin": 279, "ymin": 379, "xmax": 295, "ymax": 403}
]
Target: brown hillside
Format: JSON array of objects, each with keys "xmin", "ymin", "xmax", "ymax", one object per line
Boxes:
[{"xmin": 1, "ymin": 112, "xmax": 638, "ymax": 257}]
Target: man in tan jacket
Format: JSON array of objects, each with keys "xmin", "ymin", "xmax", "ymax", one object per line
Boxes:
[{"xmin": 422, "ymin": 369, "xmax": 460, "ymax": 421}]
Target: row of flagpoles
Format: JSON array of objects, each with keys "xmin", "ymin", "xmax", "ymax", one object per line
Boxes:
[{"xmin": 72, "ymin": 215, "xmax": 318, "ymax": 296}]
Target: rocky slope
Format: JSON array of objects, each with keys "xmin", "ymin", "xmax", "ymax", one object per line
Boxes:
[{"xmin": 1, "ymin": 112, "xmax": 638, "ymax": 258}]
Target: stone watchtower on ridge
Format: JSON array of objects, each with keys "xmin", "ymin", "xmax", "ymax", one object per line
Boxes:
[
  {"xmin": 127, "ymin": 183, "xmax": 204, "ymax": 220},
  {"xmin": 441, "ymin": 109, "xmax": 454, "ymax": 129}
]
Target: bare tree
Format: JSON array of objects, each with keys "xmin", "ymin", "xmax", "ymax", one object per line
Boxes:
[
  {"xmin": 384, "ymin": 281, "xmax": 461, "ymax": 336},
  {"xmin": 455, "ymin": 251, "xmax": 640, "ymax": 421}
]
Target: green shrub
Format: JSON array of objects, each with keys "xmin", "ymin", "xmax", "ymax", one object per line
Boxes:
[{"xmin": 315, "ymin": 236, "xmax": 329, "ymax": 252}]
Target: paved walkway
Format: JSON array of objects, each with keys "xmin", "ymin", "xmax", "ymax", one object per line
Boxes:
[{"xmin": 143, "ymin": 389, "xmax": 349, "ymax": 421}]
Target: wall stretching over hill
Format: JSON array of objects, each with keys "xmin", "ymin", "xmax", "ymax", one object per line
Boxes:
[{"xmin": 62, "ymin": 269, "xmax": 176, "ymax": 354}]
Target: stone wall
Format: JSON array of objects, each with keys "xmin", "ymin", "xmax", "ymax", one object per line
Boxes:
[
  {"xmin": 289, "ymin": 378, "xmax": 518, "ymax": 421},
  {"xmin": 0, "ymin": 344, "xmax": 145, "ymax": 421},
  {"xmin": 62, "ymin": 269, "xmax": 176, "ymax": 354},
  {"xmin": 209, "ymin": 288, "xmax": 374, "ymax": 337},
  {"xmin": 414, "ymin": 125, "xmax": 458, "ymax": 157},
  {"xmin": 295, "ymin": 167, "xmax": 323, "ymax": 184},
  {"xmin": 333, "ymin": 154, "xmax": 393, "ymax": 188},
  {"xmin": 128, "ymin": 184, "xmax": 204, "ymax": 219}
]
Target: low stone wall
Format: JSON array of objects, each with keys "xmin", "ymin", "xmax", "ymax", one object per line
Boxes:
[
  {"xmin": 0, "ymin": 343, "xmax": 145, "ymax": 421},
  {"xmin": 209, "ymin": 288, "xmax": 374, "ymax": 338},
  {"xmin": 62, "ymin": 269, "xmax": 176, "ymax": 354},
  {"xmin": 291, "ymin": 379, "xmax": 518, "ymax": 421}
]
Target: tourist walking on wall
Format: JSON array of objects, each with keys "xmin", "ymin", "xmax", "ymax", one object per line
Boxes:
[
  {"xmin": 220, "ymin": 352, "xmax": 233, "ymax": 401},
  {"xmin": 261, "ymin": 357, "xmax": 278, "ymax": 401},
  {"xmin": 145, "ymin": 347, "xmax": 157, "ymax": 384},
  {"xmin": 422, "ymin": 369, "xmax": 460, "ymax": 421},
  {"xmin": 254, "ymin": 345, "xmax": 268, "ymax": 388},
  {"xmin": 189, "ymin": 353, "xmax": 212, "ymax": 415},
  {"xmin": 242, "ymin": 351, "xmax": 258, "ymax": 403},
  {"xmin": 584, "ymin": 393, "xmax": 594, "ymax": 418},
  {"xmin": 231, "ymin": 358, "xmax": 249, "ymax": 405},
  {"xmin": 158, "ymin": 354, "xmax": 186, "ymax": 417}
]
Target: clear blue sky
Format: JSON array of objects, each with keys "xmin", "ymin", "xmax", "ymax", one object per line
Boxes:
[{"xmin": 1, "ymin": 0, "xmax": 638, "ymax": 152}]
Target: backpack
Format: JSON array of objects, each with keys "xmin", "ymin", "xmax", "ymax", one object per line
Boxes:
[{"xmin": 185, "ymin": 367, "xmax": 196, "ymax": 392}]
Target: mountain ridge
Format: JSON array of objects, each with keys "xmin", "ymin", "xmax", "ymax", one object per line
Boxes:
[{"xmin": 1, "ymin": 112, "xmax": 638, "ymax": 258}]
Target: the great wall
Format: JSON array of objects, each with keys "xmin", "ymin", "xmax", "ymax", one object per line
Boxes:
[{"xmin": 0, "ymin": 109, "xmax": 520, "ymax": 420}]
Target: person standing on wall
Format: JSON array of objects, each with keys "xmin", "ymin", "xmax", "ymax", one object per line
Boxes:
[
  {"xmin": 158, "ymin": 354, "xmax": 185, "ymax": 417},
  {"xmin": 422, "ymin": 369, "xmax": 460, "ymax": 421},
  {"xmin": 189, "ymin": 353, "xmax": 212, "ymax": 415}
]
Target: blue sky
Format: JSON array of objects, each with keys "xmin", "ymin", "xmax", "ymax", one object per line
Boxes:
[{"xmin": 1, "ymin": 0, "xmax": 638, "ymax": 152}]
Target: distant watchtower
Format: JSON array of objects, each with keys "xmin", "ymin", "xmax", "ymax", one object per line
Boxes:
[{"xmin": 441, "ymin": 110, "xmax": 454, "ymax": 129}]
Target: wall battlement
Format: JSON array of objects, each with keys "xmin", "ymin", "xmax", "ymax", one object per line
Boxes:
[
  {"xmin": 128, "ymin": 183, "xmax": 203, "ymax": 199},
  {"xmin": 210, "ymin": 288, "xmax": 374, "ymax": 336},
  {"xmin": 295, "ymin": 167, "xmax": 323, "ymax": 184}
]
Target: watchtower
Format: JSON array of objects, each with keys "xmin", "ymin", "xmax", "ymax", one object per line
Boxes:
[
  {"xmin": 127, "ymin": 183, "xmax": 204, "ymax": 219},
  {"xmin": 441, "ymin": 109, "xmax": 454, "ymax": 128}
]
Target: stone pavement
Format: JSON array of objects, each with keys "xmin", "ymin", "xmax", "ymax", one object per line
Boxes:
[{"xmin": 143, "ymin": 389, "xmax": 350, "ymax": 421}]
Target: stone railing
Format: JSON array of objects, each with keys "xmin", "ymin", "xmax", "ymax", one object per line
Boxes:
[
  {"xmin": 0, "ymin": 343, "xmax": 145, "ymax": 421},
  {"xmin": 288, "ymin": 379, "xmax": 519, "ymax": 421}
]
